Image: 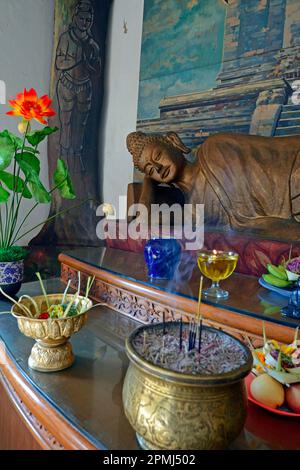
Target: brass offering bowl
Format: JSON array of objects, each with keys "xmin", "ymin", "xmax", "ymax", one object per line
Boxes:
[
  {"xmin": 123, "ymin": 323, "xmax": 253, "ymax": 450},
  {"xmin": 11, "ymin": 294, "xmax": 92, "ymax": 372}
]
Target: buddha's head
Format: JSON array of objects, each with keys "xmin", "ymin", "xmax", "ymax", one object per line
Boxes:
[
  {"xmin": 73, "ymin": 0, "xmax": 94, "ymax": 33},
  {"xmin": 127, "ymin": 131, "xmax": 190, "ymax": 184}
]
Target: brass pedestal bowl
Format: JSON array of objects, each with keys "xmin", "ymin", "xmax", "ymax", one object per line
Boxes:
[
  {"xmin": 123, "ymin": 324, "xmax": 253, "ymax": 450},
  {"xmin": 11, "ymin": 294, "xmax": 92, "ymax": 372}
]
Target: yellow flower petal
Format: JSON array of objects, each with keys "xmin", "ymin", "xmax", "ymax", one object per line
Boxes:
[{"xmin": 18, "ymin": 119, "xmax": 31, "ymax": 134}]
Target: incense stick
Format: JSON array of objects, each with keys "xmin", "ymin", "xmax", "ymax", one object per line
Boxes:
[
  {"xmin": 293, "ymin": 326, "xmax": 299, "ymax": 346},
  {"xmin": 289, "ymin": 243, "xmax": 293, "ymax": 261},
  {"xmin": 77, "ymin": 271, "xmax": 81, "ymax": 295},
  {"xmin": 197, "ymin": 276, "xmax": 203, "ymax": 323},
  {"xmin": 262, "ymin": 321, "xmax": 267, "ymax": 345},
  {"xmin": 179, "ymin": 317, "xmax": 183, "ymax": 351},
  {"xmin": 198, "ymin": 318, "xmax": 203, "ymax": 354}
]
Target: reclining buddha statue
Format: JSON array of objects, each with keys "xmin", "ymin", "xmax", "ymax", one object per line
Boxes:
[{"xmin": 126, "ymin": 131, "xmax": 300, "ymax": 238}]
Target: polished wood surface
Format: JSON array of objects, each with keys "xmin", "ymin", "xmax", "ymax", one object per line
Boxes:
[
  {"xmin": 0, "ymin": 374, "xmax": 42, "ymax": 450},
  {"xmin": 0, "ymin": 345, "xmax": 95, "ymax": 450}
]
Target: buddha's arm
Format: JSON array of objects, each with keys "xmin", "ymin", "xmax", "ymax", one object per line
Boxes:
[
  {"xmin": 139, "ymin": 176, "xmax": 156, "ymax": 210},
  {"xmin": 127, "ymin": 176, "xmax": 155, "ymax": 223}
]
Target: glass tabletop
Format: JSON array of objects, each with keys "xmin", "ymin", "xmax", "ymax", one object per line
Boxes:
[
  {"xmin": 64, "ymin": 247, "xmax": 300, "ymax": 330},
  {"xmin": 1, "ymin": 279, "xmax": 300, "ymax": 450}
]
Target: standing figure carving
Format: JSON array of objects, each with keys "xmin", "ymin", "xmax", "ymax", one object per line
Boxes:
[
  {"xmin": 56, "ymin": 0, "xmax": 101, "ymax": 173},
  {"xmin": 30, "ymin": 0, "xmax": 112, "ymax": 246}
]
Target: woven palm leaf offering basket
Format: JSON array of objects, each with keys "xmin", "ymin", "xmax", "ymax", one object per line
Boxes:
[
  {"xmin": 249, "ymin": 324, "xmax": 300, "ymax": 413},
  {"xmin": 123, "ymin": 316, "xmax": 253, "ymax": 450},
  {"xmin": 2, "ymin": 273, "xmax": 96, "ymax": 372}
]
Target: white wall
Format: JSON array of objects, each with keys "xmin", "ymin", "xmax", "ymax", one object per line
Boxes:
[
  {"xmin": 0, "ymin": 0, "xmax": 54, "ymax": 245},
  {"xmin": 100, "ymin": 0, "xmax": 144, "ymax": 214},
  {"xmin": 0, "ymin": 0, "xmax": 143, "ymax": 245}
]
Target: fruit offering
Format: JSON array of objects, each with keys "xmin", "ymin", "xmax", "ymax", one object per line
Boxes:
[
  {"xmin": 286, "ymin": 383, "xmax": 300, "ymax": 413},
  {"xmin": 250, "ymin": 373, "xmax": 300, "ymax": 413},
  {"xmin": 250, "ymin": 374, "xmax": 284, "ymax": 409},
  {"xmin": 262, "ymin": 263, "xmax": 292, "ymax": 288},
  {"xmin": 249, "ymin": 325, "xmax": 300, "ymax": 413}
]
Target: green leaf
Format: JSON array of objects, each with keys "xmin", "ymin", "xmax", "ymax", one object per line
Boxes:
[
  {"xmin": 24, "ymin": 147, "xmax": 39, "ymax": 154},
  {"xmin": 1, "ymin": 130, "xmax": 23, "ymax": 150},
  {"xmin": 53, "ymin": 158, "xmax": 76, "ymax": 200},
  {"xmin": 2, "ymin": 131, "xmax": 39, "ymax": 154},
  {"xmin": 0, "ymin": 170, "xmax": 32, "ymax": 199},
  {"xmin": 26, "ymin": 126, "xmax": 58, "ymax": 147},
  {"xmin": 0, "ymin": 186, "xmax": 10, "ymax": 203},
  {"xmin": 16, "ymin": 159, "xmax": 50, "ymax": 203},
  {"xmin": 16, "ymin": 152, "xmax": 40, "ymax": 175},
  {"xmin": 0, "ymin": 131, "xmax": 15, "ymax": 171},
  {"xmin": 29, "ymin": 180, "xmax": 50, "ymax": 203}
]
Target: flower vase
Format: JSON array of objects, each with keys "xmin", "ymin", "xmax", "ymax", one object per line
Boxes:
[{"xmin": 0, "ymin": 259, "xmax": 24, "ymax": 297}]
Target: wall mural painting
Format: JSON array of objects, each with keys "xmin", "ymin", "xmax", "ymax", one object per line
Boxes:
[
  {"xmin": 32, "ymin": 0, "xmax": 112, "ymax": 246},
  {"xmin": 133, "ymin": 0, "xmax": 300, "ymax": 239}
]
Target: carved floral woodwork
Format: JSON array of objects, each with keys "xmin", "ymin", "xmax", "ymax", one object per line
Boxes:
[{"xmin": 60, "ymin": 262, "xmax": 264, "ymax": 349}]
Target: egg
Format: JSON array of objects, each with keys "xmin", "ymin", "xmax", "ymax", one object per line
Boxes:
[
  {"xmin": 286, "ymin": 384, "xmax": 300, "ymax": 413},
  {"xmin": 250, "ymin": 374, "xmax": 284, "ymax": 409}
]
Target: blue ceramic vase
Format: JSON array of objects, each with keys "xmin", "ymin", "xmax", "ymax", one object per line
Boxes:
[{"xmin": 144, "ymin": 238, "xmax": 181, "ymax": 280}]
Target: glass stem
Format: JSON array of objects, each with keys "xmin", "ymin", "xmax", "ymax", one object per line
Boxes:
[{"xmin": 211, "ymin": 281, "xmax": 220, "ymax": 290}]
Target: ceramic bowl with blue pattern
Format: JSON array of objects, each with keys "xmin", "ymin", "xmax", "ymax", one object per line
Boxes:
[{"xmin": 0, "ymin": 259, "xmax": 24, "ymax": 296}]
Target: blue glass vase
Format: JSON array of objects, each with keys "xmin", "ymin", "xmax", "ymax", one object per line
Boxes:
[{"xmin": 144, "ymin": 238, "xmax": 181, "ymax": 280}]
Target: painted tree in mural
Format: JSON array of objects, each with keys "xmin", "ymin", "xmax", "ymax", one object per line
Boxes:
[{"xmin": 32, "ymin": 0, "xmax": 112, "ymax": 245}]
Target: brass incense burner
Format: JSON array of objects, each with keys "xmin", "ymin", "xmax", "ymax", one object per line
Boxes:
[
  {"xmin": 11, "ymin": 294, "xmax": 92, "ymax": 372},
  {"xmin": 123, "ymin": 324, "xmax": 252, "ymax": 450}
]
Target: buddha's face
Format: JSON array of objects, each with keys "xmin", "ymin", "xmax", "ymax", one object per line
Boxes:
[
  {"xmin": 139, "ymin": 142, "xmax": 184, "ymax": 184},
  {"xmin": 74, "ymin": 11, "xmax": 93, "ymax": 32}
]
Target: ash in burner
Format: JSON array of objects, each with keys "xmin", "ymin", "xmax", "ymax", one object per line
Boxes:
[{"xmin": 132, "ymin": 323, "xmax": 248, "ymax": 375}]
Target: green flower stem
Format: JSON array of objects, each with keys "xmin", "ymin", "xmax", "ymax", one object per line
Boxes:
[
  {"xmin": 3, "ymin": 202, "xmax": 9, "ymax": 247},
  {"xmin": 4, "ymin": 122, "xmax": 29, "ymax": 247},
  {"xmin": 13, "ymin": 198, "xmax": 93, "ymax": 244},
  {"xmin": 0, "ymin": 195, "xmax": 4, "ymax": 245},
  {"xmin": 7, "ymin": 140, "xmax": 38, "ymax": 246},
  {"xmin": 9, "ymin": 130, "xmax": 35, "ymax": 240},
  {"xmin": 10, "ymin": 176, "xmax": 69, "ymax": 246}
]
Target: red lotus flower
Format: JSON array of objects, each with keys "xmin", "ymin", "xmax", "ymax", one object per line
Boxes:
[{"xmin": 6, "ymin": 88, "xmax": 55, "ymax": 125}]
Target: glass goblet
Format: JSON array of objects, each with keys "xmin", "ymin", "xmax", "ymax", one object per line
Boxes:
[{"xmin": 197, "ymin": 250, "xmax": 239, "ymax": 299}]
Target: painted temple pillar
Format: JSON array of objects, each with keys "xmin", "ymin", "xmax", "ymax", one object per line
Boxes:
[
  {"xmin": 284, "ymin": 0, "xmax": 300, "ymax": 47},
  {"xmin": 218, "ymin": 0, "xmax": 286, "ymax": 85},
  {"xmin": 276, "ymin": 0, "xmax": 300, "ymax": 79},
  {"xmin": 216, "ymin": 0, "xmax": 288, "ymax": 136}
]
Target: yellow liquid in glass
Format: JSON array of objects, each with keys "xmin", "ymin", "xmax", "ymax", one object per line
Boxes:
[{"xmin": 197, "ymin": 252, "xmax": 238, "ymax": 282}]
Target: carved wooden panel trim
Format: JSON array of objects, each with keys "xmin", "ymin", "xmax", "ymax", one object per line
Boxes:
[{"xmin": 60, "ymin": 261, "xmax": 264, "ymax": 348}]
